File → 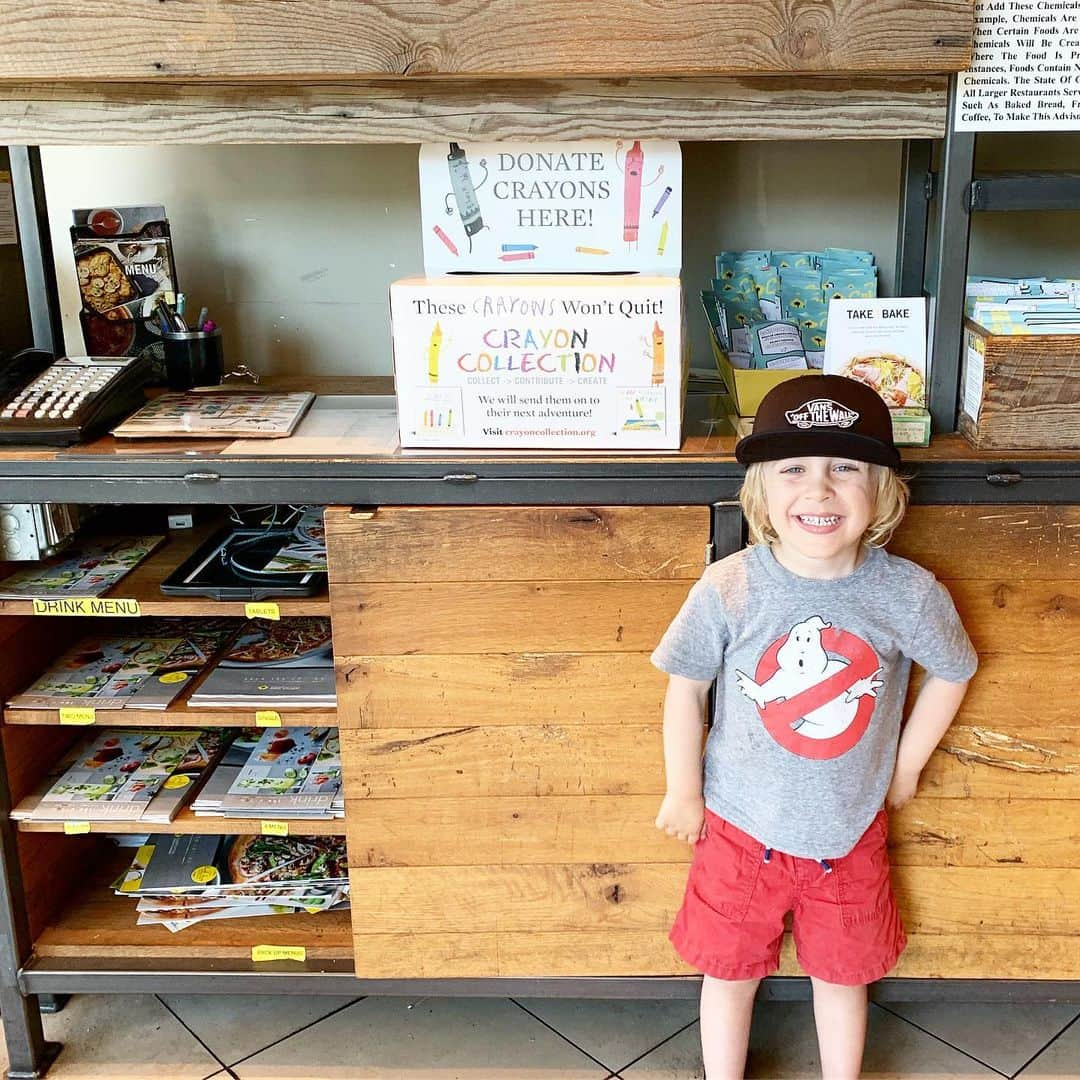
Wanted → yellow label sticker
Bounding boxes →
[255,710,282,727]
[261,820,289,837]
[252,945,306,963]
[59,707,96,725]
[63,821,91,835]
[190,865,218,885]
[158,671,189,684]
[164,775,191,790]
[32,597,141,617]
[245,602,280,621]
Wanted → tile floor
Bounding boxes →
[2,991,1077,1079]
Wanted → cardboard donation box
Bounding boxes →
[419,141,682,275]
[391,276,685,450]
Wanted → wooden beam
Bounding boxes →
[0,2,973,82]
[0,77,948,145]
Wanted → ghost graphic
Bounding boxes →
[734,616,883,740]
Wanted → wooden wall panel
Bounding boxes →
[0,77,949,145]
[943,579,1079,656]
[325,506,707,583]
[350,930,1080,979]
[331,581,690,655]
[343,796,1080,869]
[0,3,974,81]
[335,653,667,728]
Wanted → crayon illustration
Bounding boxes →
[575,246,610,256]
[623,140,644,245]
[657,220,669,257]
[433,225,459,256]
[634,397,644,417]
[499,251,535,262]
[446,142,486,239]
[427,322,443,385]
[651,186,673,218]
[501,244,538,252]
[651,321,665,385]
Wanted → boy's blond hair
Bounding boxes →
[739,461,910,549]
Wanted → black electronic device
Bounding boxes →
[0,351,151,446]
[159,525,326,600]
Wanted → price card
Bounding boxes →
[59,707,96,725]
[32,598,141,617]
[63,821,91,835]
[251,945,306,963]
[245,602,280,621]
[261,820,289,837]
[255,711,282,727]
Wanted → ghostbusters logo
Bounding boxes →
[733,615,883,760]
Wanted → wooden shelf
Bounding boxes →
[3,702,338,727]
[0,519,330,618]
[33,849,353,963]
[14,807,345,836]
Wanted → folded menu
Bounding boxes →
[0,535,164,598]
[187,617,336,708]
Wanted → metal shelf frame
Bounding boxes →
[2,104,1080,1079]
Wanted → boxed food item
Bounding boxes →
[390,275,686,450]
[71,205,179,375]
[959,320,1080,450]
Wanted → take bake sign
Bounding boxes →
[418,140,682,275]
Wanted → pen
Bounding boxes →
[176,292,186,317]
[196,306,209,330]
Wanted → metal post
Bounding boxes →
[7,147,63,357]
[0,730,60,1078]
[926,79,976,434]
[894,139,934,298]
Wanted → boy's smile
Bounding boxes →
[763,457,875,578]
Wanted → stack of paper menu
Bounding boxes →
[0,535,164,598]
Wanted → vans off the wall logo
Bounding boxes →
[785,398,859,430]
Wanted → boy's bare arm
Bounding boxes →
[886,674,970,810]
[655,674,712,843]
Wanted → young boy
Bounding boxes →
[652,375,976,1079]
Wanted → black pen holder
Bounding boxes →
[163,327,224,391]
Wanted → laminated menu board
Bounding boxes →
[390,274,686,450]
[71,204,178,372]
[419,141,681,274]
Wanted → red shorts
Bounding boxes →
[670,808,905,986]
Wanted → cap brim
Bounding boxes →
[734,430,901,470]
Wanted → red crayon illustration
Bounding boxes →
[433,225,459,257]
[499,251,535,262]
[623,140,644,245]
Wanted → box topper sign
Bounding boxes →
[419,140,681,275]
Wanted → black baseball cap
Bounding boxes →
[735,374,901,470]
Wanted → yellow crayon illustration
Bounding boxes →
[657,220,669,257]
[575,246,610,256]
[651,321,665,385]
[634,398,644,417]
[427,322,442,385]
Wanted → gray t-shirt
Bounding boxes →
[651,543,977,858]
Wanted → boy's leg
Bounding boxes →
[699,974,760,1080]
[809,976,867,1080]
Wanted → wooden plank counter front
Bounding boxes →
[327,504,1079,980]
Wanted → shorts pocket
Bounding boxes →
[694,826,763,925]
[835,818,892,928]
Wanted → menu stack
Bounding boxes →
[114,833,349,932]
[187,617,336,708]
[193,727,343,819]
[11,728,233,825]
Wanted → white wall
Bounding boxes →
[40,136,1078,376]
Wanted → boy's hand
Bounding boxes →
[655,792,706,844]
[886,766,920,810]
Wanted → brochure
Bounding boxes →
[0,535,164,598]
[187,617,336,708]
[24,730,201,822]
[219,727,342,818]
[261,508,327,573]
[111,392,315,439]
